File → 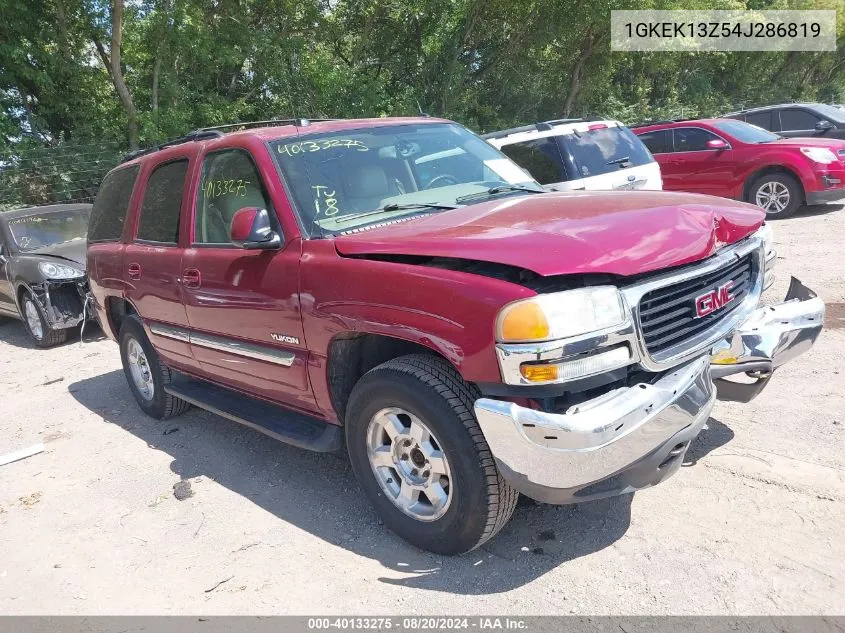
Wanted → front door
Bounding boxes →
[124,157,198,374]
[0,234,15,315]
[180,148,316,413]
[665,127,738,197]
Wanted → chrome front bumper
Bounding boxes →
[709,277,825,402]
[474,277,824,503]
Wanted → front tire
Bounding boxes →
[119,315,190,420]
[748,173,802,218]
[19,290,69,348]
[345,354,518,555]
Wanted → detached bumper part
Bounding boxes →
[710,277,824,403]
[474,356,715,504]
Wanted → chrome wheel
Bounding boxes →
[126,337,155,401]
[755,181,791,215]
[366,407,452,522]
[24,299,43,340]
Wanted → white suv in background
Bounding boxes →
[484,119,663,192]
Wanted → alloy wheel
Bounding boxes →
[755,181,791,215]
[366,407,453,522]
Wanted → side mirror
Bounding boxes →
[815,119,834,131]
[707,139,730,150]
[230,207,281,249]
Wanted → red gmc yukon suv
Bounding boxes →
[87,117,824,554]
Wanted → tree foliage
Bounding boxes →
[1,0,844,207]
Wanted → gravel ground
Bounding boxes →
[0,202,843,615]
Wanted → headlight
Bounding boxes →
[495,286,627,343]
[756,222,774,254]
[800,147,838,164]
[38,261,84,279]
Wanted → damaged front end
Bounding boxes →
[709,277,825,402]
[27,278,93,330]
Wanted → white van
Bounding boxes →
[484,119,663,192]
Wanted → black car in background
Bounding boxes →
[0,203,92,347]
[725,103,845,140]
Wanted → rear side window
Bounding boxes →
[136,160,188,244]
[673,127,720,152]
[88,166,139,242]
[637,130,672,154]
[499,138,568,184]
[561,127,653,178]
[746,111,774,130]
[779,109,820,131]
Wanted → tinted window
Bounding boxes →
[499,137,567,184]
[713,120,779,143]
[780,109,820,131]
[637,130,672,154]
[673,127,720,152]
[745,111,773,130]
[195,151,273,244]
[561,126,653,178]
[136,160,188,243]
[88,166,139,242]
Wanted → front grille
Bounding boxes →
[638,254,754,356]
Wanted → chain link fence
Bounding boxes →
[0,141,128,211]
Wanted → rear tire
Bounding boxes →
[345,354,518,555]
[19,290,69,348]
[748,172,802,218]
[119,315,190,420]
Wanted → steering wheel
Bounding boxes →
[425,175,459,190]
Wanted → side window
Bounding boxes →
[136,160,188,244]
[637,130,672,154]
[674,128,720,152]
[780,109,820,131]
[746,111,773,130]
[499,138,567,184]
[88,166,139,242]
[194,150,273,245]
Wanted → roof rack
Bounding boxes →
[481,118,584,140]
[120,129,223,164]
[119,118,338,164]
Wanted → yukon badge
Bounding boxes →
[694,281,734,318]
[270,333,300,345]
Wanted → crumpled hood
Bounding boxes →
[334,191,764,277]
[23,239,87,268]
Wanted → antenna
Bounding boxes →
[416,100,430,118]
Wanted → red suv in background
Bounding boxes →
[633,118,845,218]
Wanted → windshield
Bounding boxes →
[713,120,780,143]
[269,123,541,235]
[560,126,654,178]
[812,103,845,121]
[7,209,90,251]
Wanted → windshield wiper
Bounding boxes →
[607,156,631,166]
[455,185,544,204]
[333,202,458,225]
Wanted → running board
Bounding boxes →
[165,374,342,453]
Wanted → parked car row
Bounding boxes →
[486,105,845,220]
[0,114,826,555]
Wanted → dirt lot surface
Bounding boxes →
[1,203,844,615]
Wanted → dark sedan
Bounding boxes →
[0,203,93,347]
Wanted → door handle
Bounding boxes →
[182,268,201,288]
[127,262,142,280]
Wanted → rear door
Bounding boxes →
[663,127,738,197]
[124,156,198,373]
[636,129,674,189]
[180,147,316,413]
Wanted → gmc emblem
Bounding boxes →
[694,281,734,318]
